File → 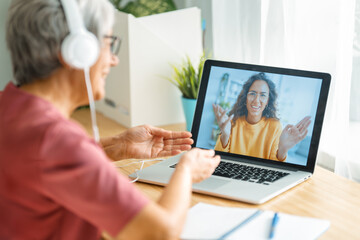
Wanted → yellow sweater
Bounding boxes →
[214,116,283,161]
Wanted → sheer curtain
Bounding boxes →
[211,0,358,181]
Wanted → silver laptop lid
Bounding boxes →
[191,60,331,174]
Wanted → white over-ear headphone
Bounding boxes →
[59,0,101,142]
[60,0,99,69]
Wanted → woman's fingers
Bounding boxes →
[213,104,226,118]
[219,110,228,124]
[219,116,228,130]
[180,148,221,183]
[212,104,218,120]
[223,114,233,128]
[213,104,223,123]
[213,104,229,128]
[296,116,311,132]
[213,104,233,138]
[299,118,311,133]
[283,124,293,132]
[300,129,308,140]
[202,148,216,157]
[295,116,308,128]
[288,125,308,142]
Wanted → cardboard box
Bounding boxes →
[96,7,203,127]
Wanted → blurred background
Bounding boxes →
[0,0,359,181]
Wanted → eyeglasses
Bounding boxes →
[247,91,269,103]
[104,35,121,56]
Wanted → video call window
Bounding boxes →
[196,66,322,166]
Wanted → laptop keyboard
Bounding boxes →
[170,161,289,185]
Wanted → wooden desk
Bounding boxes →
[72,109,360,240]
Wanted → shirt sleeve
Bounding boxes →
[214,134,230,152]
[39,121,149,237]
[270,121,286,161]
[214,125,233,152]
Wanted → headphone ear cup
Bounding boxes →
[61,31,99,69]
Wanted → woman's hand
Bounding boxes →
[212,104,233,147]
[277,116,311,160]
[101,125,193,160]
[177,148,220,183]
[117,148,220,240]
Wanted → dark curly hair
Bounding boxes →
[229,72,278,125]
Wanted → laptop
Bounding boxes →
[130,59,331,204]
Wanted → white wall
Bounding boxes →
[0,0,12,90]
[174,0,213,53]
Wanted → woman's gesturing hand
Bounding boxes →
[101,125,193,160]
[278,116,311,160]
[212,104,233,147]
[177,148,220,183]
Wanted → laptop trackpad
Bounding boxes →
[193,178,230,190]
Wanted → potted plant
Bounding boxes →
[168,53,206,131]
[109,0,177,17]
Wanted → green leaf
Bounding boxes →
[166,52,208,99]
[109,0,177,17]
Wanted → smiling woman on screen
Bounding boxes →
[213,72,311,161]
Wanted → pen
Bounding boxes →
[218,210,263,240]
[269,212,279,240]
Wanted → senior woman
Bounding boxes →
[213,72,311,161]
[0,0,220,239]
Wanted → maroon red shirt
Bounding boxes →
[0,82,149,239]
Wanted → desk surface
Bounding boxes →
[71,109,360,240]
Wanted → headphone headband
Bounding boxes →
[60,0,85,34]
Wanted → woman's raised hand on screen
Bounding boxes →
[277,116,311,161]
[212,104,234,148]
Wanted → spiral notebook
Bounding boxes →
[181,203,330,240]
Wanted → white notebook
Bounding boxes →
[181,203,330,240]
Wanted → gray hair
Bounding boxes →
[6,0,115,85]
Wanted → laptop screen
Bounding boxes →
[192,60,331,171]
